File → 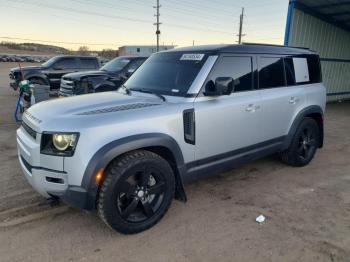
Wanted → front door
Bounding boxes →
[44,57,79,89]
[194,55,264,162]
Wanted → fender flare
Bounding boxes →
[283,105,324,149]
[25,73,49,84]
[81,133,187,209]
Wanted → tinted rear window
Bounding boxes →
[259,57,285,89]
[80,58,97,69]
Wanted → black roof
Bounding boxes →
[54,55,98,59]
[165,44,316,55]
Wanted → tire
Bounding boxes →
[97,150,175,234]
[280,117,320,167]
[28,77,46,85]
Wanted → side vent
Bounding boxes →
[183,109,195,145]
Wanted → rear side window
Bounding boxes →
[307,55,322,83]
[284,55,321,86]
[259,57,285,89]
[208,56,253,92]
[80,58,97,69]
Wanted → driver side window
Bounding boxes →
[54,58,77,69]
[206,56,253,93]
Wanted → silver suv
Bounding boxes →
[17,44,326,234]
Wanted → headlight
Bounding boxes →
[53,134,76,151]
[41,132,79,156]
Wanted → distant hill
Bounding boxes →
[0,41,70,55]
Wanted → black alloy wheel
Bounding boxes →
[280,117,320,167]
[98,150,175,234]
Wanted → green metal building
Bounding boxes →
[284,0,350,101]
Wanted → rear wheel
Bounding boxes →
[97,150,175,234]
[280,117,320,167]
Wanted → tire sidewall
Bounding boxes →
[290,118,320,166]
[99,151,175,233]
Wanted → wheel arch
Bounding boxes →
[26,74,49,84]
[81,133,187,210]
[284,105,324,149]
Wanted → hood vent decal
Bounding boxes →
[77,103,160,115]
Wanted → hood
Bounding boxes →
[23,92,164,132]
[63,70,110,80]
[11,66,43,73]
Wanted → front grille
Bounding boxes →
[21,155,32,173]
[22,121,37,140]
[60,79,75,96]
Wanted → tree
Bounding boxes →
[78,46,89,55]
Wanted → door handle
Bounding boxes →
[245,104,260,112]
[289,97,299,104]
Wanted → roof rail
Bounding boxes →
[242,42,310,50]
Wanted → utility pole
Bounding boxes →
[237,7,245,44]
[153,0,161,52]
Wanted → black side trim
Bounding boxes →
[81,133,186,210]
[283,105,324,149]
[183,109,195,145]
[50,186,90,210]
[327,91,350,96]
[321,58,350,63]
[183,136,286,183]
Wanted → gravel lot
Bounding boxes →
[0,62,349,262]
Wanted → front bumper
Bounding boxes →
[17,127,92,210]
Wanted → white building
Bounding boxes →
[118,45,176,57]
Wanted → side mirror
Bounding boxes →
[204,77,234,96]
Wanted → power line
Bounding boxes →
[0,36,115,46]
[9,0,234,36]
[154,0,161,51]
[237,8,245,44]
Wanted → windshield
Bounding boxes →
[124,52,208,96]
[41,56,60,67]
[101,57,130,72]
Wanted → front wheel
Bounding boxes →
[97,150,175,234]
[280,117,320,167]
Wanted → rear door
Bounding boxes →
[194,55,264,161]
[79,57,99,70]
[257,56,306,141]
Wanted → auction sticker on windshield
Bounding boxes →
[180,54,205,61]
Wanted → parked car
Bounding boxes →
[9,55,100,90]
[59,56,147,97]
[17,44,326,234]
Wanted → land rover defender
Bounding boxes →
[17,44,326,234]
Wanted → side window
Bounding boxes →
[207,56,253,92]
[80,58,97,69]
[127,59,145,72]
[307,55,322,83]
[284,57,296,86]
[259,57,285,89]
[54,58,77,69]
[284,55,321,86]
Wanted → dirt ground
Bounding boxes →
[0,62,349,262]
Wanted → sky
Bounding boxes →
[1,0,289,51]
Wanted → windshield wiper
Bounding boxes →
[121,84,131,95]
[130,88,166,102]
